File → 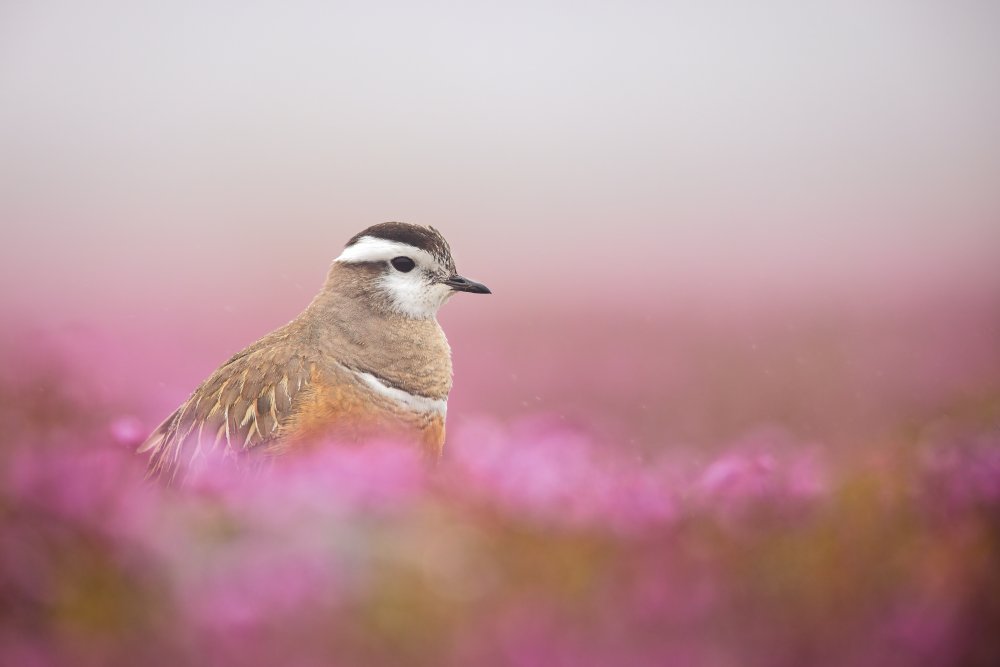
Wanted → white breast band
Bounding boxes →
[351,369,448,415]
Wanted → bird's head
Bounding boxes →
[332,222,491,319]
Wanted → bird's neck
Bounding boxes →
[302,269,453,400]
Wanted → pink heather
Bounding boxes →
[2,298,999,666]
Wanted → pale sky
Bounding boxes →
[2,0,998,317]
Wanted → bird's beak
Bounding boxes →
[443,274,492,294]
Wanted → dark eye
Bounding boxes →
[390,256,415,272]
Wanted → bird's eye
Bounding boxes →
[390,256,416,273]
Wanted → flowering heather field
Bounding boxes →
[2,295,999,667]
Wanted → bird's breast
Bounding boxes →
[279,361,448,458]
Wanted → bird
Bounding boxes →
[138,222,490,479]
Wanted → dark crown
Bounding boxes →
[347,222,455,270]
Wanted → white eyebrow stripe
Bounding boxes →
[350,369,448,415]
[335,236,435,265]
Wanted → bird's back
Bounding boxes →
[139,319,319,479]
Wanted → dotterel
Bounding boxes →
[139,222,490,479]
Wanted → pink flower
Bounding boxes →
[109,414,145,447]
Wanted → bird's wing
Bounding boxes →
[139,342,315,481]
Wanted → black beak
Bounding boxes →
[443,274,492,294]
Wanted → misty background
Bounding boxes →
[2,0,998,318]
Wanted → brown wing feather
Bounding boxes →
[139,342,314,481]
